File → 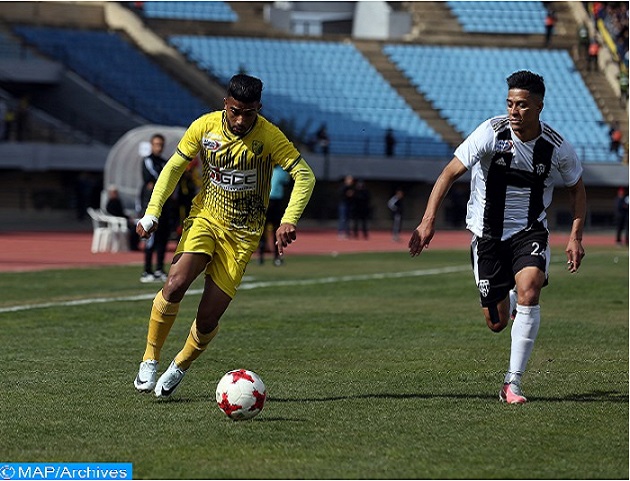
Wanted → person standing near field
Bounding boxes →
[133,74,316,397]
[408,70,587,404]
[139,133,173,283]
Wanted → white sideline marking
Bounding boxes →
[0,265,469,314]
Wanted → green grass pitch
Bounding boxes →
[0,248,627,479]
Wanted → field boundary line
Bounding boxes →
[0,265,469,314]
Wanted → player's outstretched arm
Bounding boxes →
[565,177,587,273]
[409,157,467,257]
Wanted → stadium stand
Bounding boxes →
[0,30,35,59]
[383,44,623,163]
[138,1,238,23]
[12,25,207,128]
[446,1,548,34]
[169,35,451,158]
[0,1,626,231]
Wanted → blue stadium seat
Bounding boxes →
[0,31,36,59]
[12,26,207,127]
[447,1,547,35]
[383,44,622,163]
[168,35,450,158]
[141,1,238,22]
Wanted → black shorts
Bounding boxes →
[470,222,550,307]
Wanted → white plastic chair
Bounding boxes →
[106,214,130,253]
[87,207,113,253]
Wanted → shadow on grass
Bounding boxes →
[270,389,628,404]
[151,389,628,405]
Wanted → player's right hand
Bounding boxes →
[136,214,159,239]
[408,223,434,257]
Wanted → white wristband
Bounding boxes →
[138,215,158,232]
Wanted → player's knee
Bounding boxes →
[162,273,189,302]
[515,286,541,306]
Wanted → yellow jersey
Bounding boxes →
[147,111,315,237]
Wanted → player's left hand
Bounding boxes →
[275,223,297,256]
[565,238,585,273]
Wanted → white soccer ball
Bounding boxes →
[215,369,267,420]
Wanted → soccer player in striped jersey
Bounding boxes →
[408,70,587,404]
[133,74,315,397]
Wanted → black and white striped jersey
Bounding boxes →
[454,115,583,241]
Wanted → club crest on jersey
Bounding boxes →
[209,164,257,192]
[252,140,264,155]
[202,135,222,152]
[495,140,514,153]
[478,279,490,297]
[535,164,546,175]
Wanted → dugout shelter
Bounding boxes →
[103,124,186,215]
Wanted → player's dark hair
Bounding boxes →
[151,133,165,142]
[227,74,263,103]
[506,70,545,99]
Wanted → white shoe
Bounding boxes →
[134,359,158,392]
[154,360,187,398]
[153,270,168,282]
[140,272,155,283]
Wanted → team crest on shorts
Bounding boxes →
[182,218,194,231]
[478,279,490,297]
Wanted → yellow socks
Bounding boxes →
[174,320,219,371]
[143,290,180,362]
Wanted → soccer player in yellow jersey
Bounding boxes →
[133,74,316,397]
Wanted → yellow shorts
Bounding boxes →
[175,215,258,298]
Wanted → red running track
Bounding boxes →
[0,229,618,272]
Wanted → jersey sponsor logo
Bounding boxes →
[209,164,257,192]
[478,279,490,297]
[495,140,514,153]
[202,135,222,152]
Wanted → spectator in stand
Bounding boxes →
[587,38,600,72]
[544,9,557,48]
[385,129,396,157]
[609,121,623,158]
[577,22,590,61]
[619,70,628,107]
[591,2,604,29]
[615,187,629,246]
